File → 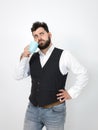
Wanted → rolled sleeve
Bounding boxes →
[60,50,88,99]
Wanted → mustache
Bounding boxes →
[38,39,45,43]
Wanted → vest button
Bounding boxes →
[37,81,40,85]
[36,89,39,92]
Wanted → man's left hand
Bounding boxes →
[56,89,72,102]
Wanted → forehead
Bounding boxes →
[33,27,46,35]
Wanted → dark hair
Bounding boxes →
[31,21,49,33]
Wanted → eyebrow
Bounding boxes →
[33,31,44,36]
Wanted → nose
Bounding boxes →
[38,36,43,42]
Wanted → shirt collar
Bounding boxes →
[38,44,55,56]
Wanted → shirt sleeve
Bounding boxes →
[14,57,30,80]
[60,50,88,99]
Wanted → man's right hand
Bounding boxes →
[20,45,31,60]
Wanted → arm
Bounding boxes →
[14,45,31,80]
[57,50,88,101]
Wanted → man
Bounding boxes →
[15,21,88,130]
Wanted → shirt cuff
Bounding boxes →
[67,87,81,99]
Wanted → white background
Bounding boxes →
[0,0,98,130]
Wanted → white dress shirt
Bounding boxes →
[15,45,88,99]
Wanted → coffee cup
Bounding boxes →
[29,41,38,53]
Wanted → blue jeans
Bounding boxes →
[23,102,66,130]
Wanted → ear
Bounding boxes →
[48,32,52,38]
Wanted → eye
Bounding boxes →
[34,35,38,39]
[40,32,44,36]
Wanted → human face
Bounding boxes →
[32,27,51,50]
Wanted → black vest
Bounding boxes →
[29,48,68,107]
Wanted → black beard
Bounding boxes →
[38,37,51,50]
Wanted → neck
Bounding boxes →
[40,43,52,54]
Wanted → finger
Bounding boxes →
[58,89,65,92]
[56,93,63,96]
[24,45,29,51]
[57,89,65,96]
[59,98,65,102]
[57,95,65,100]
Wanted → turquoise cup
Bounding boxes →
[29,41,38,53]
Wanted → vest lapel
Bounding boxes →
[39,48,56,70]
